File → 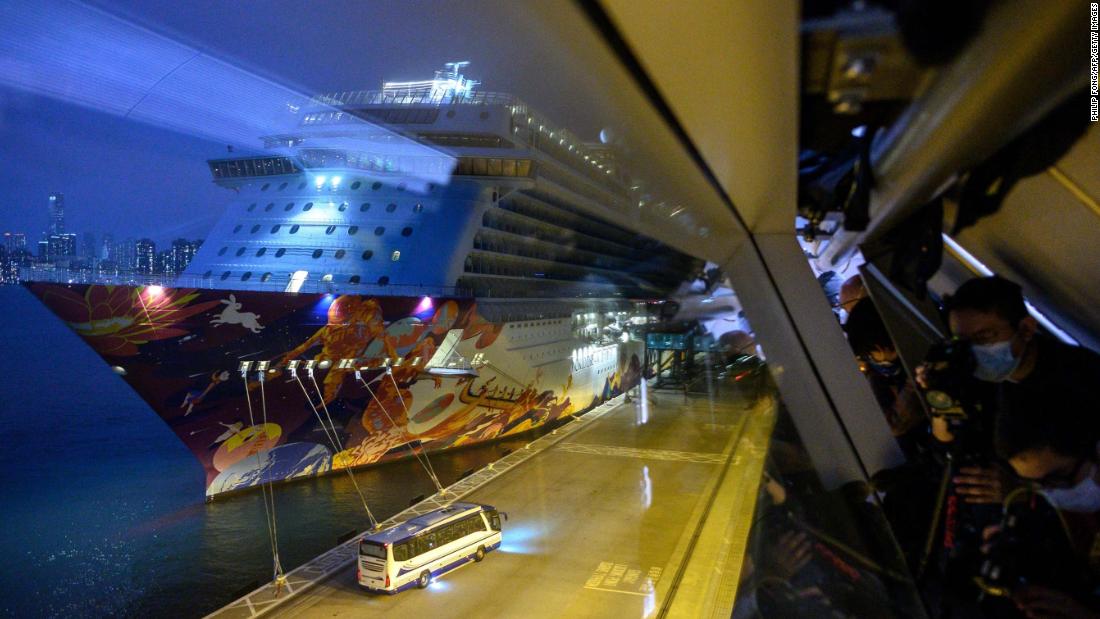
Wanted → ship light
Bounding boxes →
[415,296,433,314]
[144,285,164,298]
[314,175,327,188]
[330,176,342,188]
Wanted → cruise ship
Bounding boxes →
[26,63,700,498]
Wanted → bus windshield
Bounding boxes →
[359,540,386,559]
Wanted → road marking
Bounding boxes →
[557,442,725,464]
[584,561,663,596]
[583,586,650,597]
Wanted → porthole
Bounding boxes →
[479,111,489,120]
[427,183,435,192]
[361,250,373,260]
[275,248,286,257]
[321,274,333,282]
[241,272,252,281]
[360,203,370,212]
[233,224,242,233]
[261,272,272,282]
[265,203,275,212]
[377,276,390,286]
[397,183,406,192]
[334,249,346,259]
[218,247,228,256]
[446,110,455,118]
[374,226,385,236]
[220,271,231,280]
[270,224,281,233]
[247,203,257,212]
[338,202,348,212]
[278,182,288,191]
[251,224,261,233]
[413,203,423,213]
[289,225,300,234]
[298,182,306,190]
[371,181,382,191]
[325,226,336,235]
[312,249,323,259]
[401,227,413,237]
[236,247,246,257]
[202,270,212,278]
[261,183,270,191]
[256,247,267,257]
[391,250,401,261]
[349,275,361,284]
[386,203,397,213]
[351,181,361,190]
[284,203,294,211]
[303,202,313,212]
[348,226,359,235]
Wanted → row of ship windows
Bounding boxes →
[209,157,300,179]
[245,201,423,214]
[202,270,394,286]
[257,179,429,193]
[522,346,569,363]
[511,328,568,343]
[512,320,566,329]
[464,254,628,286]
[301,107,442,126]
[473,232,623,271]
[230,223,414,237]
[217,247,402,261]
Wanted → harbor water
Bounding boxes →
[0,285,533,617]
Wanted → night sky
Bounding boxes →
[0,0,608,245]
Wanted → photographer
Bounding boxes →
[845,299,926,454]
[988,386,1100,618]
[921,277,1100,504]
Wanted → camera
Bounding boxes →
[975,494,1088,599]
[920,338,977,419]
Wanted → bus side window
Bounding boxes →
[394,542,409,561]
[426,532,436,550]
[489,510,501,531]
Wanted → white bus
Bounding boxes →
[357,502,505,593]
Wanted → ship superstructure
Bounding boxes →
[29,65,701,498]
[189,62,694,299]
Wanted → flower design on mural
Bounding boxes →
[31,284,221,356]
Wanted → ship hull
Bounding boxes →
[26,283,642,497]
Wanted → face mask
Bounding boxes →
[971,339,1021,382]
[867,359,902,379]
[1043,463,1100,513]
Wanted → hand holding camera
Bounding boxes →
[952,465,1005,505]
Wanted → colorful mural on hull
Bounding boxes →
[27,284,642,497]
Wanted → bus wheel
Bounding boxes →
[417,570,431,589]
[474,546,485,562]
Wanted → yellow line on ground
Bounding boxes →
[1048,166,1100,219]
[665,395,778,619]
[583,586,651,597]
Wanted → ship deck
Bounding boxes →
[208,379,776,619]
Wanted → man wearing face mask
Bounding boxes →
[845,298,926,454]
[991,388,1100,618]
[924,276,1100,505]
